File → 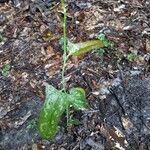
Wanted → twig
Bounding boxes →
[109,87,126,116]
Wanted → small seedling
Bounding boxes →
[0,33,7,44]
[127,53,137,62]
[96,33,113,56]
[0,33,3,43]
[96,48,105,56]
[1,64,11,77]
[27,119,37,129]
[97,33,112,47]
[68,117,81,126]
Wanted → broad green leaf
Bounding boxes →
[69,88,89,110]
[38,85,89,139]
[38,85,69,139]
[68,40,105,56]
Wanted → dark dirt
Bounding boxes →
[0,0,150,150]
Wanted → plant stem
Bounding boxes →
[61,0,67,91]
[61,0,69,125]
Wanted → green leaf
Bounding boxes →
[0,33,3,43]
[38,85,69,139]
[0,33,7,44]
[96,48,105,56]
[1,64,11,77]
[27,119,37,129]
[68,117,81,126]
[38,85,89,139]
[97,33,111,47]
[68,40,105,56]
[127,53,137,62]
[69,88,89,110]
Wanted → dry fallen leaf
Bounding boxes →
[99,124,129,150]
[146,39,150,52]
[121,117,133,130]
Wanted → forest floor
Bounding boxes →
[0,0,150,150]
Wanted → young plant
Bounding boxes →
[127,53,137,62]
[0,64,11,77]
[27,119,37,129]
[96,33,113,56]
[38,0,108,139]
[0,33,7,44]
[97,33,112,47]
[0,33,3,43]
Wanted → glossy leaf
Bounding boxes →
[38,85,89,139]
[38,85,69,139]
[68,40,105,56]
[69,88,89,110]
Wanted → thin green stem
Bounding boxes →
[61,0,69,125]
[61,0,67,92]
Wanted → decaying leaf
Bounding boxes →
[100,124,129,150]
[146,39,150,52]
[121,117,133,131]
[42,29,54,41]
